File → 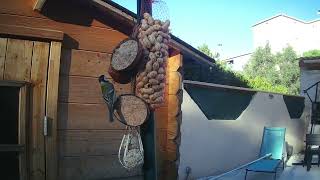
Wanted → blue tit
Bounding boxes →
[99,75,116,122]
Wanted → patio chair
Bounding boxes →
[245,127,286,180]
[303,134,320,171]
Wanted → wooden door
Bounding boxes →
[0,37,61,180]
[0,82,28,180]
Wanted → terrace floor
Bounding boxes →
[206,154,320,180]
[215,165,320,180]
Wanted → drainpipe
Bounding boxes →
[185,166,192,180]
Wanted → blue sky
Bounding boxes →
[112,0,320,58]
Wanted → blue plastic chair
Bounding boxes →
[245,127,286,180]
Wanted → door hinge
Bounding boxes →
[44,116,48,136]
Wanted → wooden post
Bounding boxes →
[137,1,157,180]
[141,113,157,180]
[137,0,152,22]
[19,85,28,180]
[30,41,50,180]
[45,41,62,180]
[0,38,7,80]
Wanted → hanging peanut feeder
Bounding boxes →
[135,12,170,109]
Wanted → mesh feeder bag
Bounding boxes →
[118,127,144,170]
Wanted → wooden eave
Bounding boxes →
[0,24,64,41]
[89,0,215,64]
[299,59,320,70]
[33,0,48,11]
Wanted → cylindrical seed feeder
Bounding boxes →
[113,94,150,126]
[109,38,143,84]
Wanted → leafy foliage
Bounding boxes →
[244,44,299,95]
[244,44,273,78]
[195,43,299,95]
[245,76,288,94]
[189,43,249,87]
[302,49,320,58]
[184,50,245,87]
[197,44,220,60]
[183,59,250,88]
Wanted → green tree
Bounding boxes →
[244,44,300,95]
[197,43,220,60]
[275,46,299,94]
[244,43,275,80]
[197,43,232,70]
[303,49,320,58]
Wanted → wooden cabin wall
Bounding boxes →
[0,0,142,179]
[0,1,185,179]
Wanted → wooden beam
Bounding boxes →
[33,0,47,11]
[299,59,320,70]
[30,41,50,180]
[138,0,152,20]
[0,13,127,53]
[163,54,183,180]
[19,84,28,180]
[91,0,136,23]
[4,39,33,82]
[0,24,63,41]
[0,80,30,87]
[0,38,7,80]
[0,144,25,152]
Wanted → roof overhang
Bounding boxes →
[89,0,215,64]
[299,57,320,70]
[33,0,47,11]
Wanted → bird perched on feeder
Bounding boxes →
[98,75,116,122]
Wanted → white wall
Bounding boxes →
[253,16,320,54]
[178,89,307,180]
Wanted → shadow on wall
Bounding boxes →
[178,86,307,180]
[184,84,255,120]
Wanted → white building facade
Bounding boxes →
[253,14,320,54]
[225,53,252,71]
[228,14,320,71]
